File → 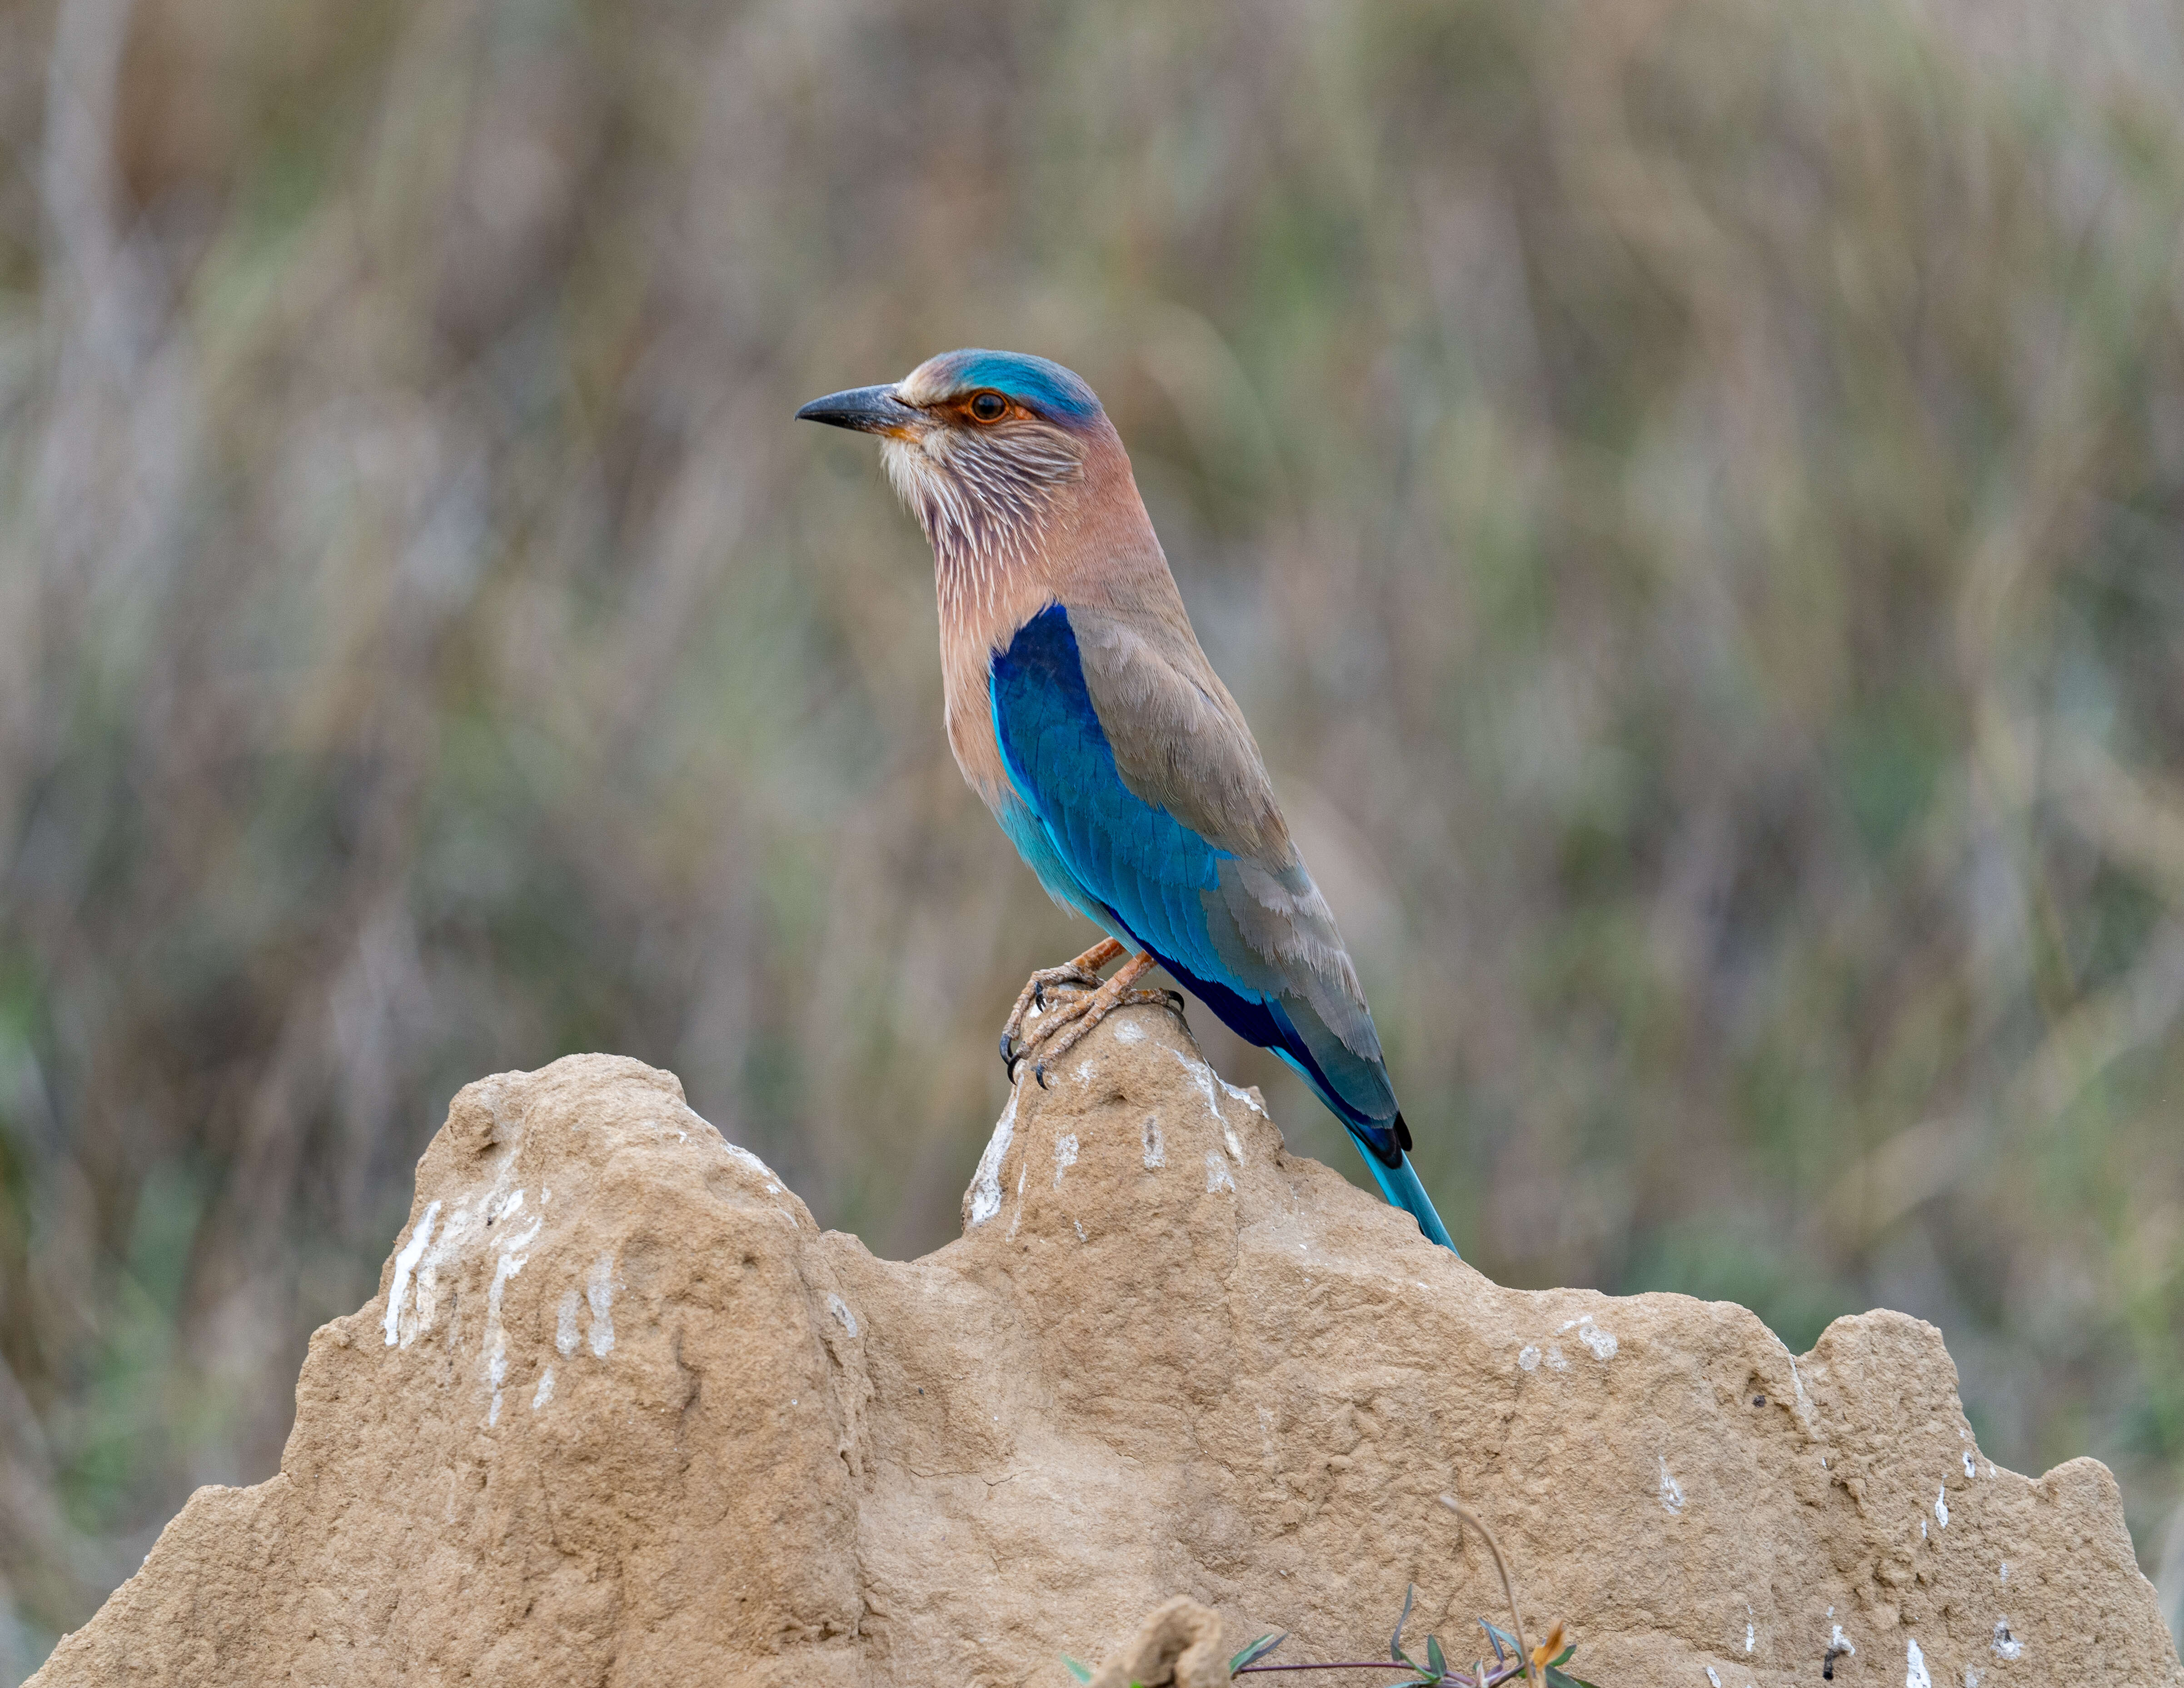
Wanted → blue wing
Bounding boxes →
[990,604,1401,1153]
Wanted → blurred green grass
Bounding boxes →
[3,0,2184,1671]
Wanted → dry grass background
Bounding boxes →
[2,0,2183,1670]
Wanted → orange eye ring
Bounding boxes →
[968,391,1008,423]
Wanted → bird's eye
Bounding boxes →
[968,391,1008,423]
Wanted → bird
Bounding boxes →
[797,349,1456,1254]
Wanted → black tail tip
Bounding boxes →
[1393,1110,1413,1153]
[1351,1120,1407,1171]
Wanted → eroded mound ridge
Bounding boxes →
[31,1012,2183,1686]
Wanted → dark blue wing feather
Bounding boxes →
[990,604,1397,1149]
[989,605,1226,975]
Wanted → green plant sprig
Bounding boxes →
[1062,1503,1598,1688]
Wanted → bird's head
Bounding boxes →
[796,349,1112,573]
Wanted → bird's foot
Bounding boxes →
[998,937,1125,1072]
[1007,949,1185,1088]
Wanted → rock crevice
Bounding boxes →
[30,1011,2184,1686]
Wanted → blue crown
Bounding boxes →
[926,350,1102,423]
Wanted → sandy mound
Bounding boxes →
[31,1009,2182,1686]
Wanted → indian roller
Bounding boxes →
[797,350,1456,1254]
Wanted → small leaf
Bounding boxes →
[1482,1623,1521,1658]
[1544,1669,1600,1688]
[1546,1646,1575,1669]
[1230,1633,1287,1673]
[1427,1635,1447,1678]
[1478,1621,1509,1665]
[1391,1585,1418,1664]
[1062,1658,1092,1683]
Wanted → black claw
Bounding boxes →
[1162,989,1186,1013]
[1032,980,1046,1010]
[1034,1061,1050,1090]
[999,1034,1018,1072]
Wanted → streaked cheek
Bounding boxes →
[880,436,942,506]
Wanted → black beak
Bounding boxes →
[795,384,921,434]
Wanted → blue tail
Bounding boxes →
[1124,954,1458,1254]
[1351,1135,1457,1255]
